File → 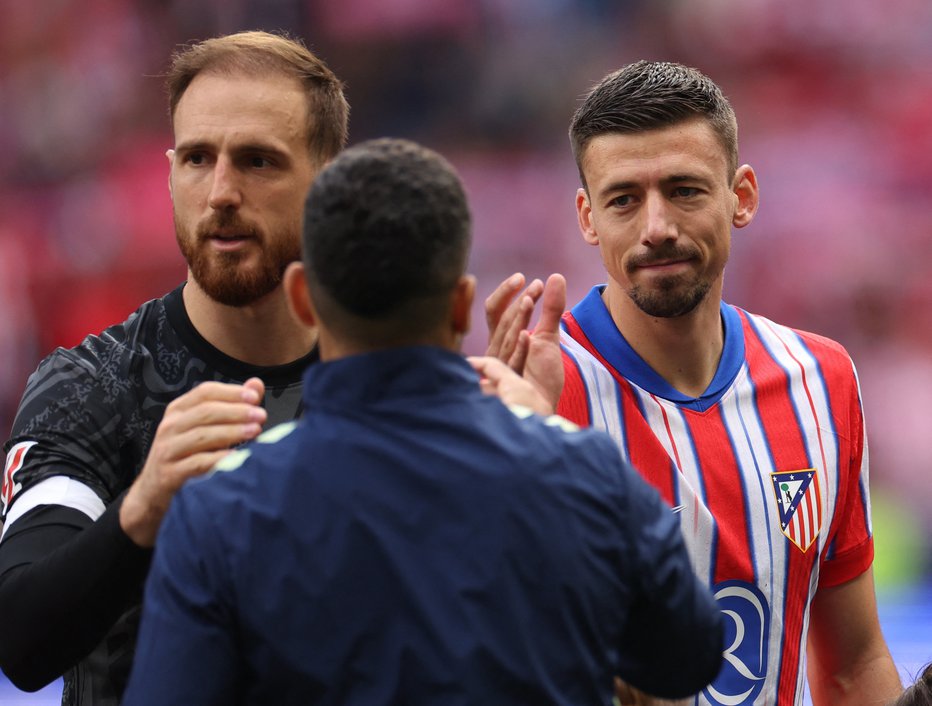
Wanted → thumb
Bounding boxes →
[535,273,566,339]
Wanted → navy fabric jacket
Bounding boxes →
[124,346,723,705]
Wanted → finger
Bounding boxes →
[506,329,530,373]
[484,273,525,331]
[533,273,567,340]
[161,401,267,435]
[485,280,528,357]
[488,278,543,360]
[161,449,240,491]
[166,380,265,411]
[467,355,513,384]
[485,276,542,358]
[163,420,264,462]
[494,293,535,364]
[243,377,266,402]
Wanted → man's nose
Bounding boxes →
[642,192,677,245]
[207,158,242,211]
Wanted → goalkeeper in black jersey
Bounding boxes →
[0,30,349,706]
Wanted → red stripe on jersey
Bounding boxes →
[683,405,755,585]
[560,314,678,506]
[558,347,591,428]
[778,546,811,705]
[794,329,873,586]
[741,313,810,472]
[804,486,816,546]
[2,444,30,506]
[814,472,824,548]
[771,326,831,497]
[654,395,683,469]
[651,395,706,536]
[741,312,818,701]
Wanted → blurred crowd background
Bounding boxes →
[1,0,930,697]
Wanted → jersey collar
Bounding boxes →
[165,283,319,386]
[569,285,744,411]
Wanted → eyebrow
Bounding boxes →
[173,140,291,160]
[596,173,712,199]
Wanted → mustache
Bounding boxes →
[196,212,262,240]
[627,244,699,269]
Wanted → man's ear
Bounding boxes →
[166,149,175,201]
[576,188,599,246]
[732,164,759,229]
[284,262,316,328]
[452,274,477,337]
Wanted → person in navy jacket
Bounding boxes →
[123,137,724,706]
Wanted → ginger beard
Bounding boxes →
[175,211,301,307]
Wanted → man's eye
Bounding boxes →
[610,195,632,207]
[673,186,699,198]
[186,153,206,166]
[249,156,272,168]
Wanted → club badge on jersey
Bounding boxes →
[770,469,822,552]
[2,440,37,515]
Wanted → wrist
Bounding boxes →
[118,485,161,548]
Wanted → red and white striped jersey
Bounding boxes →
[558,287,873,706]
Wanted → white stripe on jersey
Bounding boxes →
[747,316,839,557]
[746,313,842,698]
[717,368,786,704]
[0,476,105,539]
[560,334,628,460]
[630,388,715,584]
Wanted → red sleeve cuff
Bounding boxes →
[819,536,873,588]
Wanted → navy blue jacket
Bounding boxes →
[124,346,723,705]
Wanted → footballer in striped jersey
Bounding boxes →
[487,61,901,705]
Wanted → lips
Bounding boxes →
[206,230,253,241]
[196,213,262,243]
[638,258,688,268]
[628,246,699,273]
[203,232,256,252]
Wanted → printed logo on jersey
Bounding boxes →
[771,468,821,552]
[507,404,581,433]
[2,441,38,514]
[210,449,252,475]
[703,581,770,706]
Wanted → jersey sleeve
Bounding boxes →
[122,483,238,706]
[818,357,874,587]
[0,495,152,690]
[2,340,148,518]
[598,435,724,698]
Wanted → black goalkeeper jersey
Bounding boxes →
[0,283,314,705]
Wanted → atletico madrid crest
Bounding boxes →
[770,469,822,552]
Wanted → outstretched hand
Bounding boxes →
[484,272,566,411]
[468,356,554,416]
[120,377,267,547]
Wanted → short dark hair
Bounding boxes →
[895,663,932,706]
[302,138,471,345]
[166,30,349,164]
[569,60,738,188]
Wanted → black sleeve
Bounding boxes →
[0,495,152,691]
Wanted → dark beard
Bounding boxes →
[625,243,711,318]
[176,212,301,307]
[627,277,711,318]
